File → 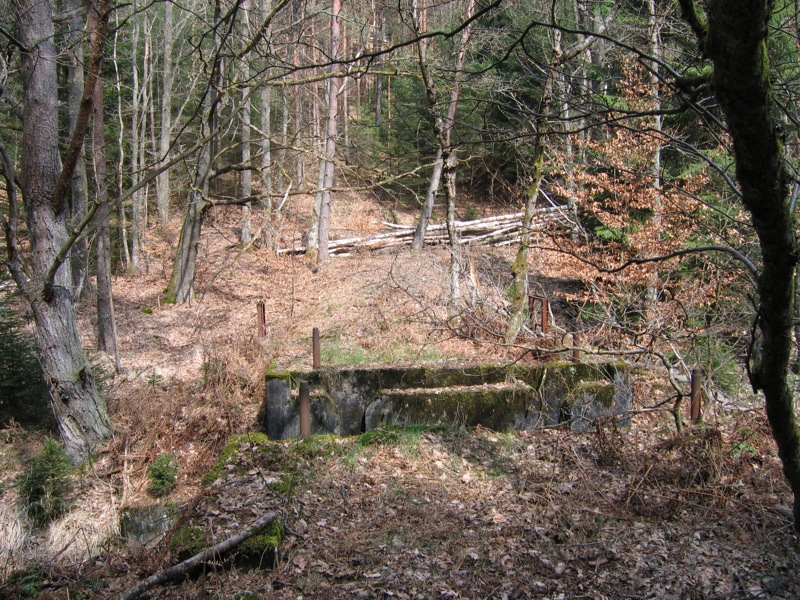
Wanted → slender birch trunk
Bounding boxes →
[156,0,174,225]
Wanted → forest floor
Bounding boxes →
[1,192,799,598]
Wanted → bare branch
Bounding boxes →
[115,512,279,600]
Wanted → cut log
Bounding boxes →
[278,209,571,256]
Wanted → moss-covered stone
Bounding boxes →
[565,381,616,408]
[374,384,529,431]
[262,362,633,438]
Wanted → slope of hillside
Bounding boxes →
[2,193,795,598]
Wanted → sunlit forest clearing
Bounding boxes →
[3,0,800,597]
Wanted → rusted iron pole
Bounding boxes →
[528,296,550,332]
[312,327,320,369]
[541,297,549,333]
[572,333,581,362]
[690,367,703,423]
[299,380,311,438]
[257,301,266,338]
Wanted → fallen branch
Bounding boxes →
[114,511,280,600]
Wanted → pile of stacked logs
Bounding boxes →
[278,206,573,256]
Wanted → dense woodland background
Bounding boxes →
[3,0,800,596]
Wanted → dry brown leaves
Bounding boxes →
[111,414,800,600]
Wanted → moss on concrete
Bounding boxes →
[565,381,617,408]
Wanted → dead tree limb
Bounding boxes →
[114,511,279,600]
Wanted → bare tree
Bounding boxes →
[4,0,113,461]
[505,1,619,343]
[411,0,475,253]
[156,0,175,225]
[65,0,90,300]
[240,0,254,244]
[308,0,342,268]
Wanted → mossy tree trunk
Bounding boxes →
[680,0,800,529]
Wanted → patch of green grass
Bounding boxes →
[294,434,345,459]
[6,569,46,598]
[356,425,446,457]
[268,474,297,497]
[17,438,73,527]
[358,425,446,446]
[239,520,283,557]
[146,371,164,388]
[320,337,439,366]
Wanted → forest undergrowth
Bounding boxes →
[1,195,798,598]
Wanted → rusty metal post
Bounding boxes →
[257,301,266,338]
[690,367,703,423]
[299,380,311,438]
[528,296,550,332]
[541,297,550,333]
[312,327,321,369]
[572,333,581,362]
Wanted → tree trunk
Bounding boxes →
[683,0,800,529]
[292,5,304,187]
[113,14,131,271]
[411,0,475,251]
[505,141,544,343]
[156,0,174,225]
[166,85,215,303]
[311,0,341,268]
[66,0,89,301]
[259,0,274,247]
[93,71,121,373]
[240,0,253,245]
[260,79,273,247]
[15,0,112,462]
[412,148,443,250]
[165,0,224,303]
[645,0,663,309]
[504,8,614,342]
[444,151,461,318]
[130,14,144,273]
[166,188,211,304]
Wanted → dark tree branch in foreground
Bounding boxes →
[681,0,800,530]
[601,245,758,282]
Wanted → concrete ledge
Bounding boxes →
[263,362,632,439]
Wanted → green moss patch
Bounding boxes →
[203,432,271,486]
[170,526,210,557]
